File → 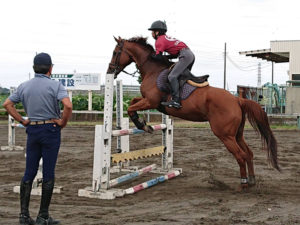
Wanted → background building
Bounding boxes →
[240,40,300,114]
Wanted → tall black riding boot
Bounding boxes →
[35,180,60,225]
[19,180,35,225]
[161,78,182,109]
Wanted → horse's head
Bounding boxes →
[107,36,134,78]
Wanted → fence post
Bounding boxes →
[68,90,72,103]
[88,90,92,111]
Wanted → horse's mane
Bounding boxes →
[126,36,172,68]
[127,36,154,52]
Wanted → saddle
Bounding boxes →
[156,67,209,100]
[178,68,209,88]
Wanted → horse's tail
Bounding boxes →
[238,97,280,171]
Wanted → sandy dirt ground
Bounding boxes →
[0,124,299,225]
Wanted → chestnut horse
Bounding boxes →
[107,36,280,188]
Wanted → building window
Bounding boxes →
[292,74,300,80]
[291,74,300,86]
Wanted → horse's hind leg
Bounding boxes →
[237,137,255,186]
[220,136,249,188]
[236,116,256,186]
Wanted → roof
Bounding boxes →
[239,48,289,63]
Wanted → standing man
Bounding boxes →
[3,53,72,225]
[148,20,195,109]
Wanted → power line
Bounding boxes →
[226,55,271,71]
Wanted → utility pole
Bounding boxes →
[257,63,261,87]
[271,62,274,84]
[223,42,227,90]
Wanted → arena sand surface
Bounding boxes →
[0,124,299,225]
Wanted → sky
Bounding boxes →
[1,0,300,91]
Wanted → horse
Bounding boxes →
[107,36,280,188]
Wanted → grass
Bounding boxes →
[269,124,298,130]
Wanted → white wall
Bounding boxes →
[271,41,300,80]
[286,87,300,114]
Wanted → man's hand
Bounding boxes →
[21,119,31,127]
[51,97,72,129]
[3,98,30,126]
[51,119,67,128]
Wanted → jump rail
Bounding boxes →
[112,124,167,137]
[124,170,181,195]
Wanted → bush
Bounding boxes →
[0,93,145,112]
[72,95,88,110]
[0,94,8,108]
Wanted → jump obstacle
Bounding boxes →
[78,74,182,200]
[1,88,62,195]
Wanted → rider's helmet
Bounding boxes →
[148,20,167,32]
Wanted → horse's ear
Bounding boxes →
[113,36,119,43]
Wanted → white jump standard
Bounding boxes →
[78,73,182,200]
[1,115,25,151]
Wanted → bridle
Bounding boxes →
[109,39,147,77]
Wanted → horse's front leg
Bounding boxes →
[127,97,156,133]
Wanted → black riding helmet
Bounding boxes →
[148,20,167,32]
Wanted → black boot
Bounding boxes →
[161,97,182,109]
[161,79,182,109]
[19,180,35,225]
[36,180,60,225]
[35,216,60,225]
[19,214,35,225]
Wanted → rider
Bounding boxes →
[148,20,195,109]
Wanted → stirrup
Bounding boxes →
[161,100,182,109]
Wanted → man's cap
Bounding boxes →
[34,52,52,65]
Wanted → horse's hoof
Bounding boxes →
[237,183,249,192]
[248,176,256,186]
[144,125,154,133]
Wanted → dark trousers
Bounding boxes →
[23,123,61,182]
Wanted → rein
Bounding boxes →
[121,67,140,77]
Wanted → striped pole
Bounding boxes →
[112,124,167,137]
[109,164,156,187]
[124,170,181,195]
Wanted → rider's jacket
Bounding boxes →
[155,34,188,56]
